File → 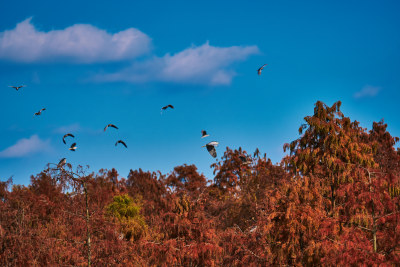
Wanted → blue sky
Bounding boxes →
[1,0,400,185]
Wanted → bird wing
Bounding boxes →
[58,158,66,167]
[257,64,267,75]
[70,143,76,148]
[168,105,174,109]
[201,130,209,138]
[207,141,219,146]
[63,133,74,144]
[206,145,217,158]
[110,124,118,129]
[116,140,127,148]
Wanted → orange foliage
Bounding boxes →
[0,101,399,266]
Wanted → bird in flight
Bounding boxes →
[115,140,127,148]
[57,158,67,169]
[69,143,77,151]
[257,64,267,75]
[202,141,219,158]
[201,130,209,138]
[104,124,118,132]
[62,133,75,144]
[161,104,174,114]
[9,85,26,91]
[34,108,46,116]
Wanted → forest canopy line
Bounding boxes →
[1,101,399,266]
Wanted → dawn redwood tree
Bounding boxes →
[334,120,400,258]
[367,120,400,174]
[0,172,85,265]
[135,164,222,266]
[165,164,208,197]
[49,164,95,266]
[211,147,250,194]
[209,148,262,230]
[125,169,169,224]
[46,165,137,266]
[252,174,328,265]
[284,100,376,215]
[336,169,400,258]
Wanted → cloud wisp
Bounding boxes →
[354,85,381,99]
[52,123,81,134]
[0,135,52,158]
[0,18,151,63]
[98,42,259,85]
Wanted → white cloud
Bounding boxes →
[0,135,52,158]
[354,85,381,99]
[97,42,259,85]
[0,19,259,86]
[0,18,151,63]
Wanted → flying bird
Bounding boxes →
[104,124,118,132]
[115,140,127,148]
[57,158,67,169]
[161,104,174,114]
[257,64,267,75]
[201,130,209,138]
[69,143,77,151]
[202,141,219,158]
[8,85,26,91]
[34,108,46,116]
[62,133,75,144]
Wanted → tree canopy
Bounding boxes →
[1,101,399,266]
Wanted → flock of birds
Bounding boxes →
[8,64,267,170]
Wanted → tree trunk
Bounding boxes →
[368,170,377,253]
[83,183,92,266]
[330,183,336,216]
[373,226,377,253]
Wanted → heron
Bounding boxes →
[69,143,77,151]
[62,133,75,144]
[201,130,209,138]
[202,141,219,158]
[115,140,127,148]
[8,85,26,91]
[239,155,252,165]
[257,64,267,75]
[57,158,66,169]
[34,108,46,116]
[161,104,174,114]
[104,124,118,132]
